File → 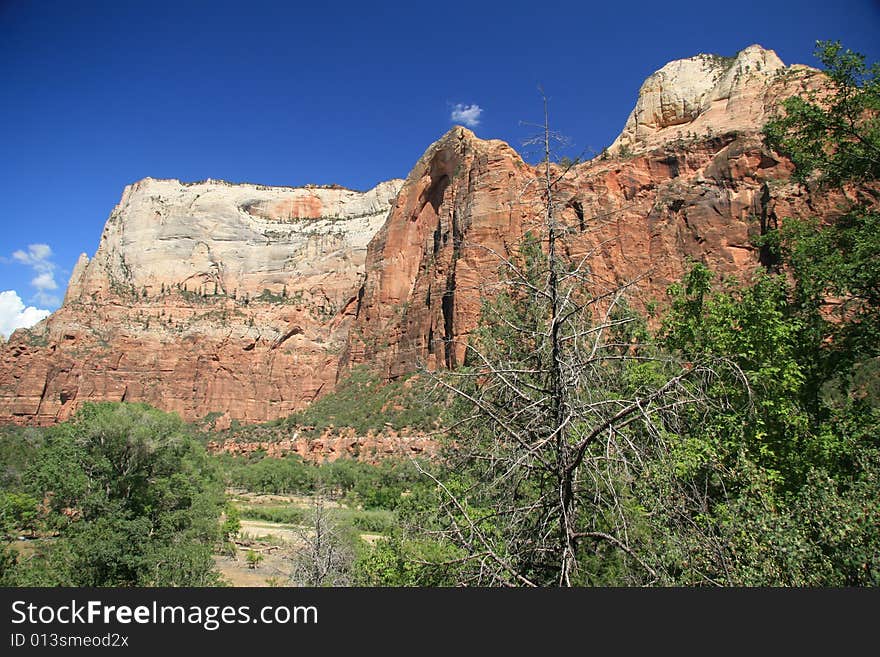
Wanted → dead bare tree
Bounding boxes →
[418,93,744,586]
[287,494,354,587]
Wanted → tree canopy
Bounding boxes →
[1,403,224,586]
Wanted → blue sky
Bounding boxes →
[1,0,878,336]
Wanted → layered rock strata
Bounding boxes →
[0,178,401,424]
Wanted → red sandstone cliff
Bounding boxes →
[0,44,849,427]
[343,46,843,378]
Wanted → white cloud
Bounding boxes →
[0,290,50,340]
[8,243,60,308]
[34,291,61,307]
[450,103,483,128]
[32,272,58,291]
[14,243,52,263]
[12,243,54,270]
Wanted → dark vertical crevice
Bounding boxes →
[354,283,365,319]
[442,206,463,369]
[570,200,584,231]
[442,271,456,369]
[433,220,442,255]
[757,182,781,272]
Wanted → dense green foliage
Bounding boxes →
[220,453,315,495]
[765,42,880,380]
[217,451,425,511]
[651,266,879,585]
[765,41,879,187]
[0,403,224,586]
[352,481,467,586]
[273,366,441,436]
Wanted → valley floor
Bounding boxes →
[214,490,386,587]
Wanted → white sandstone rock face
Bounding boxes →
[68,177,403,302]
[609,45,789,154]
[63,252,91,304]
[1,176,405,425]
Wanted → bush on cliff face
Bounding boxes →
[0,402,224,586]
[278,366,442,436]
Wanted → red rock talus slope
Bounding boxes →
[343,46,845,379]
[207,426,437,464]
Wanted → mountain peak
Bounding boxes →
[608,44,795,155]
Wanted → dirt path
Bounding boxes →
[215,490,387,586]
[238,519,302,544]
[216,516,296,586]
[214,551,291,587]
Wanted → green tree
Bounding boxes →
[764,40,879,187]
[764,40,880,377]
[221,502,241,541]
[4,403,224,586]
[245,550,264,569]
[632,42,880,584]
[0,492,39,539]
